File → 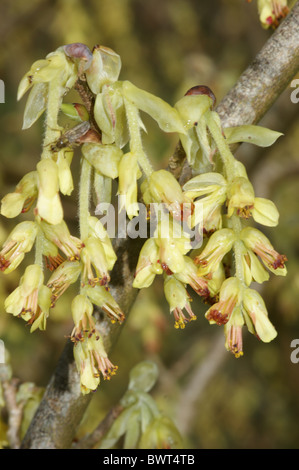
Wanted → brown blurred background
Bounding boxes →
[0,0,299,449]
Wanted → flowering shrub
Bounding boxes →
[0,43,287,395]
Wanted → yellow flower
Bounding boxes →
[133,239,163,289]
[183,172,227,232]
[194,228,236,277]
[1,171,38,218]
[47,260,81,306]
[71,294,95,343]
[17,49,77,101]
[40,220,83,261]
[74,333,118,394]
[205,277,243,326]
[257,0,289,29]
[227,177,255,219]
[36,159,63,225]
[240,226,287,276]
[164,276,197,329]
[85,285,125,324]
[88,216,117,271]
[80,237,111,287]
[0,221,37,274]
[4,264,52,332]
[146,170,191,221]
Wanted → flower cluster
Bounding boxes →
[133,84,287,356]
[0,43,287,395]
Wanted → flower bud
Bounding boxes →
[82,143,122,179]
[85,45,122,94]
[36,159,63,225]
[56,149,74,196]
[1,171,38,218]
[60,103,90,122]
[242,287,277,343]
[251,197,279,227]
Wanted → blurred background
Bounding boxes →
[0,0,299,449]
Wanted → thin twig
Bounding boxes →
[72,404,124,449]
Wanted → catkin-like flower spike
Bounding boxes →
[164,276,197,329]
[0,221,37,274]
[1,171,38,218]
